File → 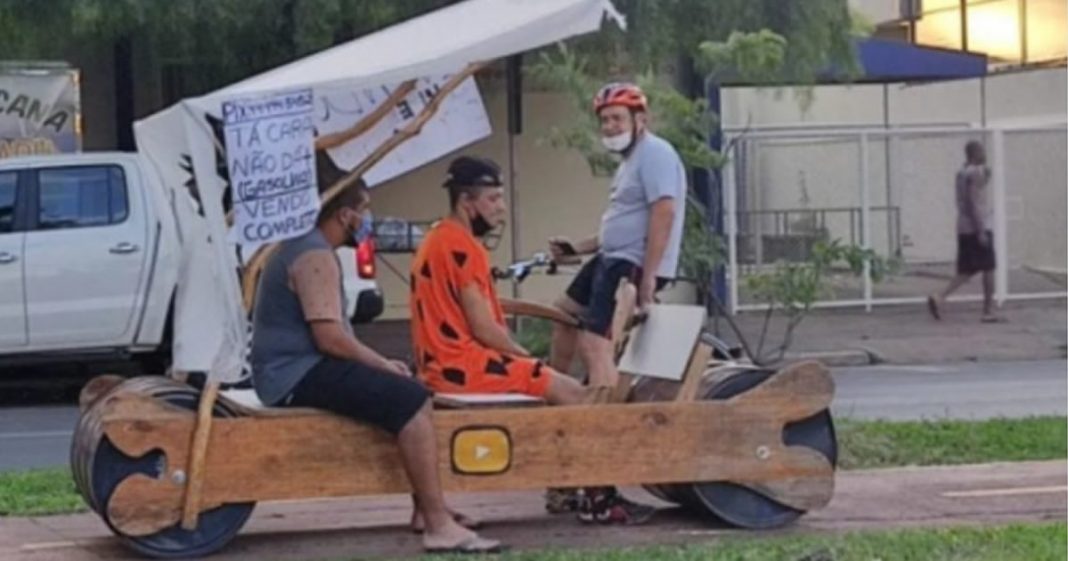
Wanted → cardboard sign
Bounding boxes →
[223,88,319,246]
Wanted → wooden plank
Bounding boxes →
[499,298,580,327]
[101,361,835,536]
[180,382,220,530]
[675,343,714,402]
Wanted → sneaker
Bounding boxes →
[576,488,655,525]
[544,487,581,514]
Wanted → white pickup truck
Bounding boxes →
[0,152,383,370]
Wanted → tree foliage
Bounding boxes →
[0,0,452,93]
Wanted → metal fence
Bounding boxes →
[724,124,1068,312]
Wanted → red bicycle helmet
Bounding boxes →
[592,82,647,114]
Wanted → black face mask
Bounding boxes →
[470,211,494,237]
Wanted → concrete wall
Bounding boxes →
[723,67,1067,276]
[850,0,903,24]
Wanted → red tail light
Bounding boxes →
[356,238,376,279]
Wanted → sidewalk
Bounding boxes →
[2,461,1063,561]
[717,298,1067,366]
[361,299,1066,367]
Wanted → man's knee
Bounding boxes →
[398,399,433,434]
[554,294,584,317]
[577,329,612,357]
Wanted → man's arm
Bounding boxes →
[573,235,600,254]
[291,251,407,375]
[459,284,530,357]
[640,198,676,305]
[549,234,599,261]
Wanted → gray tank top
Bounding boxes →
[250,229,350,406]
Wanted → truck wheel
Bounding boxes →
[71,377,255,559]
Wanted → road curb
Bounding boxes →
[786,349,880,367]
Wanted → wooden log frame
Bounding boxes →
[100,360,835,537]
[499,298,580,328]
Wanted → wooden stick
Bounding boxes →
[675,343,713,402]
[180,381,220,530]
[315,80,417,151]
[608,279,638,402]
[499,298,581,327]
[319,62,486,205]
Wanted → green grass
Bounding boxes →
[836,416,1067,470]
[396,523,1067,561]
[1,417,1064,517]
[0,468,87,516]
[516,317,553,359]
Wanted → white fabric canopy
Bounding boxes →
[134,0,625,380]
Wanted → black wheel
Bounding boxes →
[689,369,837,529]
[72,377,255,559]
[630,367,837,529]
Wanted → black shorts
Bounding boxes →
[285,357,430,435]
[565,255,669,338]
[957,231,996,275]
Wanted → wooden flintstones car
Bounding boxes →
[72,270,837,558]
[68,2,837,558]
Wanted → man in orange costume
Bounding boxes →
[409,156,655,525]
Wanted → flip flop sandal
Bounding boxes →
[411,512,483,534]
[425,536,505,555]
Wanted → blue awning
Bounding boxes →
[848,37,988,83]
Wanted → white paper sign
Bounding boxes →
[315,74,491,187]
[222,88,319,246]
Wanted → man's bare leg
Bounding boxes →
[396,402,496,549]
[577,331,618,389]
[981,269,999,320]
[940,273,973,300]
[549,296,585,375]
[545,371,586,405]
[929,273,974,319]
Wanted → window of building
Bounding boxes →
[911,0,1066,64]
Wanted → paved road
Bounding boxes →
[1,360,1065,472]
[2,461,1064,561]
[830,359,1068,421]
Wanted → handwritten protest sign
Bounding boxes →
[222,88,319,247]
[315,74,490,187]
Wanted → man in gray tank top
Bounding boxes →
[250,183,501,554]
[927,140,1002,323]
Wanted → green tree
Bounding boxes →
[528,0,885,365]
[0,0,452,94]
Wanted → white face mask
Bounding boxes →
[601,131,633,153]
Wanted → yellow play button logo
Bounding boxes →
[451,427,511,475]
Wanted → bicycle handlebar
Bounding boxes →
[492,252,559,283]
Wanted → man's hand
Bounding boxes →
[978,231,991,248]
[546,235,580,263]
[387,359,413,377]
[638,274,658,311]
